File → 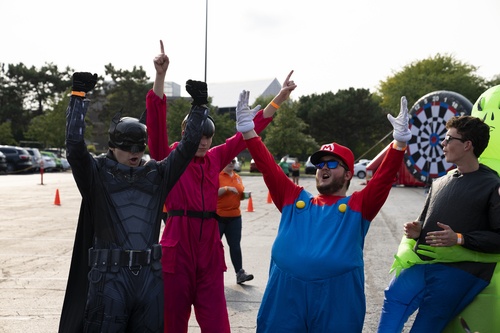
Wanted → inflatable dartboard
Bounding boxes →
[405,91,472,184]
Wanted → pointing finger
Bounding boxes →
[160,40,165,54]
[284,70,294,85]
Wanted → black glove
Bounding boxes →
[72,72,98,93]
[186,79,208,106]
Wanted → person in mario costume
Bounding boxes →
[237,92,411,332]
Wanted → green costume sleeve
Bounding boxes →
[417,244,500,263]
[389,236,426,277]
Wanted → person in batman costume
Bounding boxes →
[58,72,207,332]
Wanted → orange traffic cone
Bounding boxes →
[246,194,254,212]
[54,189,61,206]
[267,191,272,204]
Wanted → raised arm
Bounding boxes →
[262,70,297,118]
[147,40,172,160]
[387,96,411,149]
[358,96,411,221]
[66,72,98,194]
[153,40,169,98]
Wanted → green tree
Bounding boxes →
[0,122,17,145]
[100,64,150,124]
[165,97,191,144]
[1,64,30,142]
[297,88,387,159]
[25,93,85,148]
[378,54,487,114]
[5,62,71,115]
[210,109,237,147]
[486,74,500,88]
[263,101,317,159]
[150,96,236,149]
[0,62,71,143]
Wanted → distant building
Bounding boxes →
[164,81,181,98]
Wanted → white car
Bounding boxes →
[233,157,241,172]
[305,156,316,174]
[25,148,43,172]
[353,159,371,179]
[40,154,57,171]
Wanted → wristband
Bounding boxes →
[457,233,464,245]
[392,142,406,151]
[270,101,280,109]
[71,91,86,97]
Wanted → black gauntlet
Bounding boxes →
[186,79,208,106]
[72,72,98,93]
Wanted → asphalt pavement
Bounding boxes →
[0,171,428,332]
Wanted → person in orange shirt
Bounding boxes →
[217,159,254,284]
[291,158,301,185]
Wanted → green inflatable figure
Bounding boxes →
[444,84,500,333]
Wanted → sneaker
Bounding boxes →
[236,269,254,284]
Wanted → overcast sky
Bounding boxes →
[1,0,499,99]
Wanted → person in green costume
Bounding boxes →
[386,86,500,333]
[378,115,500,332]
[442,84,500,333]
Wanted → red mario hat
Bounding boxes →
[310,142,355,172]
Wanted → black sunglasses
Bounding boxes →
[444,135,466,144]
[315,160,346,170]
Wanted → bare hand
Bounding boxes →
[153,40,169,75]
[404,221,422,239]
[277,70,297,100]
[425,222,457,247]
[228,186,239,195]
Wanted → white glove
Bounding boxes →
[236,90,261,133]
[387,96,412,142]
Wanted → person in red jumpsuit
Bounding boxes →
[146,40,297,333]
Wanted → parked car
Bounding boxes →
[40,153,57,171]
[283,156,297,169]
[233,156,241,172]
[0,151,8,174]
[43,148,66,158]
[41,151,63,171]
[276,156,296,169]
[250,157,296,174]
[305,156,316,174]
[60,157,71,171]
[249,159,259,173]
[353,159,371,179]
[25,148,43,172]
[0,145,33,173]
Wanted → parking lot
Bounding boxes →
[0,171,427,332]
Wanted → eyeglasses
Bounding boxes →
[444,135,466,144]
[315,160,346,170]
[230,160,236,164]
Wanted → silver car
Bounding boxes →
[40,154,57,171]
[25,148,43,172]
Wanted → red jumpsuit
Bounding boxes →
[146,90,272,333]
